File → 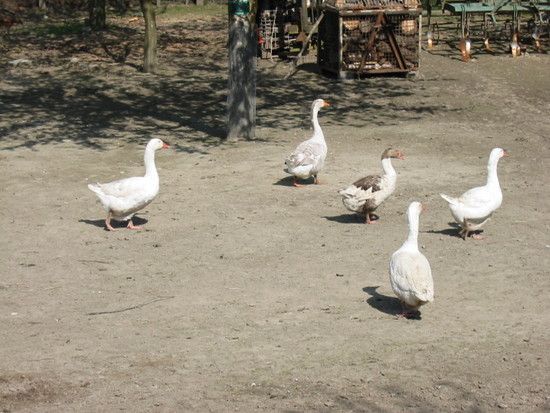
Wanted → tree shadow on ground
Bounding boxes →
[1,13,459,153]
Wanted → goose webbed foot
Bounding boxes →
[460,226,485,240]
[105,213,118,231]
[397,311,420,319]
[365,213,379,224]
[127,219,143,230]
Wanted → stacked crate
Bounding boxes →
[318,0,421,77]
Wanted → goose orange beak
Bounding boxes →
[323,101,331,107]
[162,143,170,149]
[502,149,510,157]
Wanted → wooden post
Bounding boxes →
[300,0,310,32]
[227,0,257,140]
[140,0,158,73]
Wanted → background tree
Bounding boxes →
[139,0,158,73]
[227,0,257,140]
[88,0,106,30]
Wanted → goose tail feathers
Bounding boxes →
[440,193,459,206]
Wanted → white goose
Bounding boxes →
[440,147,509,240]
[88,138,169,231]
[389,202,434,318]
[339,148,404,224]
[284,98,330,187]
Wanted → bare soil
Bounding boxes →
[1,9,549,412]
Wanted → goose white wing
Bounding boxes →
[339,184,374,200]
[390,251,434,304]
[339,185,373,213]
[442,185,501,221]
[93,176,148,199]
[286,140,325,169]
[459,185,496,206]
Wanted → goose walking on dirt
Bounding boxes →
[389,202,434,319]
[440,147,509,240]
[88,138,170,231]
[339,148,404,224]
[284,98,330,187]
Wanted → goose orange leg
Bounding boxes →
[292,177,304,187]
[365,213,378,224]
[105,212,117,231]
[127,219,143,230]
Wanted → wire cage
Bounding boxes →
[318,0,422,77]
[259,9,281,59]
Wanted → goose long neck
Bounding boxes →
[402,209,420,250]
[381,157,396,177]
[144,147,158,179]
[311,105,324,141]
[486,156,500,187]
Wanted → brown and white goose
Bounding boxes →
[339,148,404,224]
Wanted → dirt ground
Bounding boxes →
[1,8,549,412]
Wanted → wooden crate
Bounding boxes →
[318,2,421,78]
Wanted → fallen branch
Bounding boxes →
[86,295,175,316]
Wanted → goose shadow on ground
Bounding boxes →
[424,222,483,239]
[324,213,379,224]
[273,176,316,187]
[79,216,148,230]
[362,286,421,320]
[323,214,365,224]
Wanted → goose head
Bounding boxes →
[489,147,510,162]
[382,148,405,161]
[410,201,424,214]
[147,138,170,151]
[312,98,330,111]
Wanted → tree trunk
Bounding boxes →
[88,0,106,30]
[140,0,158,73]
[227,15,256,140]
[114,0,129,14]
[38,0,47,9]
